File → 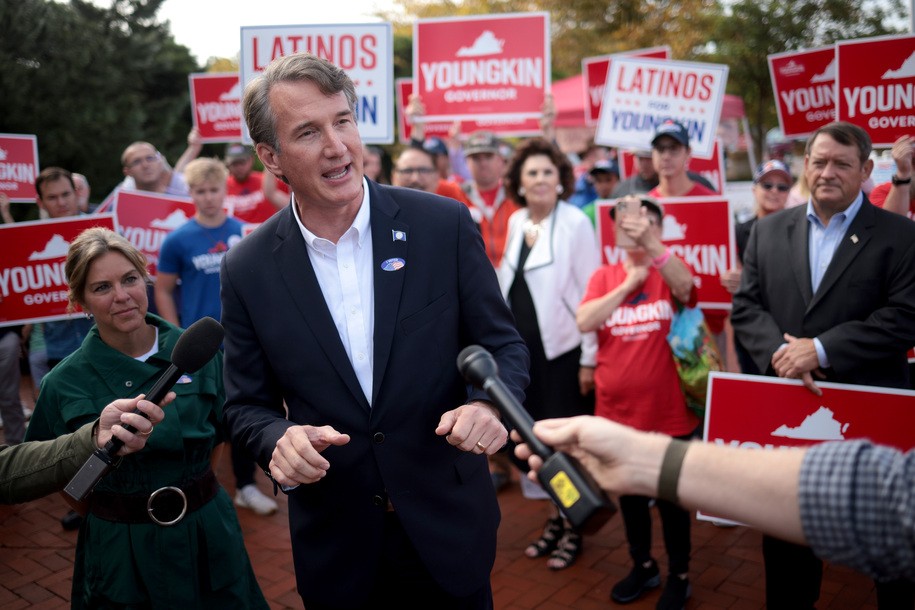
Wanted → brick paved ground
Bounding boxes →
[1,374,880,609]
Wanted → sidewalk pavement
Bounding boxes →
[1,372,879,609]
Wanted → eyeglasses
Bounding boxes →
[125,152,161,169]
[759,182,790,192]
[394,167,436,176]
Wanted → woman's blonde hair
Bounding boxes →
[65,227,150,311]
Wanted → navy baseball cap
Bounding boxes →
[590,159,620,177]
[422,137,448,157]
[753,159,792,184]
[651,120,690,148]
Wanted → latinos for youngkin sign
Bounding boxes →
[240,23,394,144]
[0,134,40,203]
[595,57,728,159]
[582,46,671,127]
[767,46,836,139]
[836,33,915,147]
[413,13,550,124]
[0,215,116,327]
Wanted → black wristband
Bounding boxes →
[892,175,912,186]
[657,439,690,504]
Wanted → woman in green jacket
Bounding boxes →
[25,227,267,609]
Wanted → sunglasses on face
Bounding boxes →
[759,182,790,192]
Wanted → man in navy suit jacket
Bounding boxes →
[220,53,529,609]
[732,121,915,609]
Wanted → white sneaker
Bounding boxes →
[234,484,278,516]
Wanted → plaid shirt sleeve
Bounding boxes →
[799,440,915,582]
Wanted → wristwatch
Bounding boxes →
[892,174,912,186]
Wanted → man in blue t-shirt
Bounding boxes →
[155,159,243,327]
[155,158,278,517]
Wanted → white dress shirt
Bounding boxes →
[292,180,375,403]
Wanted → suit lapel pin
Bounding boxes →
[392,230,407,242]
[850,234,859,244]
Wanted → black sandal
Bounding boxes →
[525,516,565,558]
[547,528,582,570]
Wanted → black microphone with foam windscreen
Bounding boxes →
[64,317,225,504]
[458,345,616,534]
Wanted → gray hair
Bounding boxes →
[243,53,358,152]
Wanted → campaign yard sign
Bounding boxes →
[113,191,196,278]
[582,46,671,126]
[595,197,734,309]
[240,23,394,144]
[698,372,915,522]
[767,46,836,139]
[837,34,915,147]
[596,57,728,159]
[189,72,243,143]
[618,139,725,194]
[0,134,40,203]
[413,13,550,124]
[395,78,541,143]
[0,215,116,326]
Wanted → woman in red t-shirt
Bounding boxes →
[577,194,699,606]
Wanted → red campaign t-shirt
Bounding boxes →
[582,264,699,436]
[869,181,915,219]
[225,171,277,224]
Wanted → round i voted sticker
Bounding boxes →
[381,258,405,271]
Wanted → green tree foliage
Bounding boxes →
[0,0,198,201]
[702,0,906,159]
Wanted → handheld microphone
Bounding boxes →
[64,317,225,505]
[457,345,616,534]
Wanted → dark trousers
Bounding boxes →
[763,535,915,609]
[302,513,493,610]
[619,494,691,576]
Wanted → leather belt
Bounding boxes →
[89,469,218,526]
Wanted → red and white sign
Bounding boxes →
[837,34,915,147]
[413,13,550,123]
[596,57,728,159]
[698,372,915,522]
[767,46,836,139]
[705,372,915,453]
[595,197,734,309]
[618,139,725,194]
[0,134,40,203]
[395,78,540,143]
[0,215,116,326]
[113,191,196,278]
[582,47,671,126]
[240,23,394,144]
[189,72,243,143]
